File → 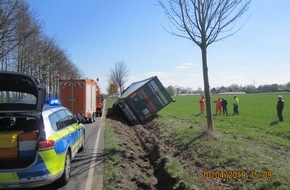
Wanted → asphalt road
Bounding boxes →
[29,115,105,190]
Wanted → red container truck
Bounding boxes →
[116,76,173,125]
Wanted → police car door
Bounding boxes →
[57,109,79,157]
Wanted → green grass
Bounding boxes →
[103,94,290,189]
[156,93,290,189]
[103,98,123,190]
[164,155,204,190]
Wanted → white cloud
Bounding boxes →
[176,63,195,69]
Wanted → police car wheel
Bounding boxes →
[58,151,71,185]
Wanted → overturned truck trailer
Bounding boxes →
[116,76,173,125]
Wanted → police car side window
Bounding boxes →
[49,112,61,131]
[58,110,67,120]
[57,110,69,128]
[63,109,78,125]
[58,109,77,128]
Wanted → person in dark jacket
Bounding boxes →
[276,95,284,121]
[221,98,228,115]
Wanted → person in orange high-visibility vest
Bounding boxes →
[199,96,205,114]
[214,98,222,115]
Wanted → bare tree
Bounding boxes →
[14,1,40,74]
[167,85,175,96]
[0,0,20,69]
[109,61,129,94]
[159,0,251,130]
[286,82,290,91]
[0,0,86,98]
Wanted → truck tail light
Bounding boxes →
[38,140,55,151]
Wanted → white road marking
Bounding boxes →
[85,100,106,190]
[84,126,101,190]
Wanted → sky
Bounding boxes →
[27,0,290,92]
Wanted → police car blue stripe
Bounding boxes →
[53,129,80,154]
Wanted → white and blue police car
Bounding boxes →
[0,71,85,188]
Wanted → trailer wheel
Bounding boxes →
[88,113,95,123]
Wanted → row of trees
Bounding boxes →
[212,83,290,94]
[0,0,81,97]
[167,82,290,96]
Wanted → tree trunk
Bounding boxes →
[201,45,214,130]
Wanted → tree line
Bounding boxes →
[212,83,290,94]
[167,82,290,96]
[0,0,81,98]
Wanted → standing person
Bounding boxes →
[233,96,239,115]
[199,96,205,114]
[276,95,284,121]
[214,98,222,115]
[221,98,228,115]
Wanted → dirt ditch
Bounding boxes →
[105,108,232,190]
[106,120,185,189]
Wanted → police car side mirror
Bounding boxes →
[75,116,85,124]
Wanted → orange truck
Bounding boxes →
[59,79,97,123]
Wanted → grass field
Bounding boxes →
[104,93,290,189]
[103,98,122,190]
[156,93,290,189]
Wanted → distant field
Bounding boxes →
[156,93,290,189]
